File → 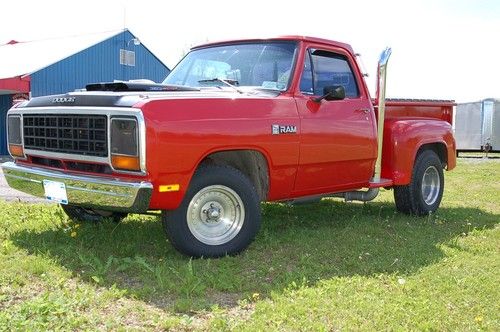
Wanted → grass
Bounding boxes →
[0,158,499,330]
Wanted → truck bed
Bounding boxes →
[379,99,455,125]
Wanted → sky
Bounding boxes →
[1,0,499,102]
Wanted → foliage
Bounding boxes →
[0,159,498,330]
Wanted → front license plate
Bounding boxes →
[43,180,68,204]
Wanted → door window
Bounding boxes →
[300,49,360,98]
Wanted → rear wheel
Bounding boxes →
[163,165,261,258]
[61,205,127,223]
[394,150,444,216]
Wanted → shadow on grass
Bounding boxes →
[10,200,499,311]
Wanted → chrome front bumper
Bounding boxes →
[1,162,153,213]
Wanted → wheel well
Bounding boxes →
[199,150,269,201]
[417,143,448,168]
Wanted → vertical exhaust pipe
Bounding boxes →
[373,47,392,182]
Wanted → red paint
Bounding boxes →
[15,36,456,210]
[381,118,456,185]
[140,94,301,209]
[0,76,30,93]
[383,99,454,124]
[139,37,455,210]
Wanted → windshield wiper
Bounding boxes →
[198,78,243,94]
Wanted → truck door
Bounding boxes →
[293,48,377,196]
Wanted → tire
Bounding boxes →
[61,205,127,223]
[163,165,261,258]
[393,150,444,216]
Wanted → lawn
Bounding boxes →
[0,158,498,331]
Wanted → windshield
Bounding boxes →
[163,41,297,91]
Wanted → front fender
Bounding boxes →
[139,95,300,210]
[381,118,456,185]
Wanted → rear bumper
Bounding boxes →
[1,162,152,213]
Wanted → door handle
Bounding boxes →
[358,108,370,114]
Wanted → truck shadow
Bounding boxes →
[10,200,499,312]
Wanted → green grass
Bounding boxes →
[0,158,498,330]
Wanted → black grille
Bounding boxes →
[23,114,107,157]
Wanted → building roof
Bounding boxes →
[0,30,126,80]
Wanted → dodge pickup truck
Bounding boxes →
[1,36,456,257]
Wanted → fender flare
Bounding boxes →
[381,118,456,185]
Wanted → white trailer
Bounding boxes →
[455,99,500,153]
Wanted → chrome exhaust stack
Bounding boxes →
[374,47,392,181]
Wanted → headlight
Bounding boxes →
[7,115,24,158]
[110,118,140,171]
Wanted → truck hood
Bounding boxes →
[20,82,280,108]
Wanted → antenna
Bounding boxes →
[123,5,126,30]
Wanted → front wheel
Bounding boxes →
[163,165,261,258]
[394,150,444,216]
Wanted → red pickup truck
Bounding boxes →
[2,36,456,257]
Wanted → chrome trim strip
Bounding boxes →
[3,172,131,198]
[1,161,152,213]
[24,149,110,164]
[64,185,131,198]
[2,161,148,187]
[7,106,147,176]
[2,173,42,184]
[7,106,144,116]
[137,112,147,172]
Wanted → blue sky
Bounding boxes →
[1,0,499,102]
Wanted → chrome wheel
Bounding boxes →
[421,165,440,205]
[164,165,261,257]
[394,150,444,216]
[186,185,245,245]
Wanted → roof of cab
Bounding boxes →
[192,35,355,54]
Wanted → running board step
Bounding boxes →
[368,178,393,188]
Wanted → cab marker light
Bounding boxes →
[159,184,180,192]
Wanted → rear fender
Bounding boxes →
[381,118,456,185]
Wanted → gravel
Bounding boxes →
[0,156,47,203]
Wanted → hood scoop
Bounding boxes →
[86,81,199,92]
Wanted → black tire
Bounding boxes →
[394,150,444,216]
[162,165,261,258]
[61,205,127,223]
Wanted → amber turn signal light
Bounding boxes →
[8,144,24,158]
[111,155,141,171]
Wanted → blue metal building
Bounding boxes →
[0,29,170,155]
[0,95,10,156]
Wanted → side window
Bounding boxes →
[299,51,314,94]
[310,50,360,98]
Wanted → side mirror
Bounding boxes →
[313,85,345,102]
